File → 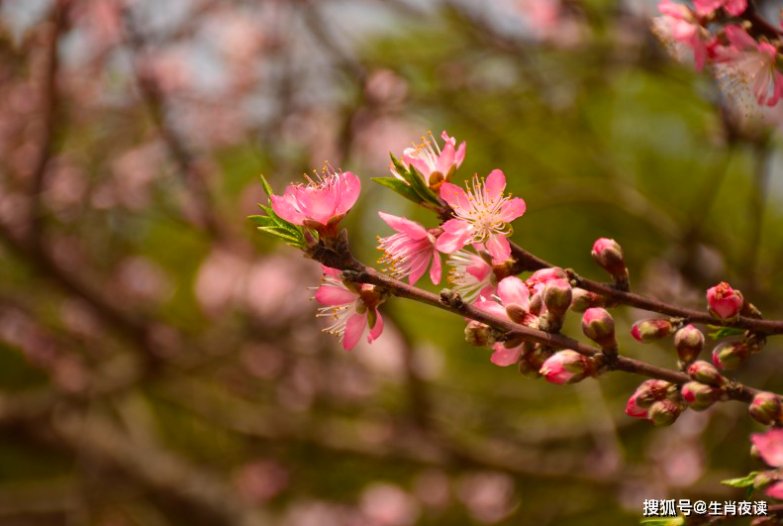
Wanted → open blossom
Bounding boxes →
[474,276,536,366]
[396,131,466,189]
[715,25,783,107]
[436,170,526,253]
[270,169,360,235]
[447,236,512,302]
[706,281,744,319]
[377,212,442,285]
[752,429,783,499]
[652,0,712,71]
[314,267,384,351]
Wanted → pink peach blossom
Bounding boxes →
[693,0,746,17]
[653,0,712,71]
[752,429,783,499]
[377,211,442,285]
[271,169,360,235]
[397,131,466,189]
[715,26,783,107]
[436,169,526,253]
[315,267,384,351]
[446,238,511,302]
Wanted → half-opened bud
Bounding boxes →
[706,282,744,320]
[674,324,704,364]
[581,308,616,349]
[749,392,782,426]
[539,350,591,384]
[631,318,675,342]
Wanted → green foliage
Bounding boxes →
[251,175,307,249]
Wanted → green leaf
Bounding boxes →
[258,174,275,197]
[371,177,423,204]
[721,471,758,488]
[388,154,442,206]
[708,325,745,340]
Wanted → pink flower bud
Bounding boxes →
[711,341,750,371]
[706,282,744,320]
[625,392,649,419]
[681,381,719,411]
[686,360,723,387]
[581,308,616,348]
[630,318,675,342]
[542,278,572,316]
[590,238,628,283]
[648,399,683,426]
[539,350,591,384]
[569,288,606,312]
[464,321,495,347]
[750,392,782,426]
[674,324,704,364]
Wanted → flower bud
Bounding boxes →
[687,360,723,387]
[630,318,675,343]
[681,381,719,411]
[539,350,591,384]
[581,308,616,348]
[464,321,495,347]
[625,393,649,419]
[711,341,750,371]
[706,282,744,320]
[749,392,782,426]
[542,279,572,317]
[569,288,605,312]
[591,238,628,284]
[628,379,672,412]
[673,324,704,364]
[648,399,683,427]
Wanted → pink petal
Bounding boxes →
[486,234,511,264]
[753,430,783,467]
[407,253,431,286]
[270,194,304,225]
[766,481,783,500]
[436,142,455,175]
[429,251,442,285]
[314,285,356,306]
[299,184,339,225]
[454,141,466,168]
[368,309,384,342]
[378,211,428,240]
[500,197,526,222]
[335,171,361,215]
[693,0,722,15]
[343,313,366,351]
[490,344,523,367]
[435,220,472,253]
[497,277,529,310]
[474,300,508,319]
[724,0,747,16]
[484,169,506,202]
[322,266,341,278]
[439,182,470,212]
[724,24,755,49]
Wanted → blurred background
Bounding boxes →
[1,0,783,524]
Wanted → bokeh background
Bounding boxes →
[1,0,783,524]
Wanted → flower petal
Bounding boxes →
[486,234,511,264]
[429,251,442,285]
[490,344,523,367]
[497,276,529,310]
[439,182,470,212]
[378,211,428,240]
[335,171,362,215]
[752,430,783,468]
[343,313,366,351]
[270,194,304,225]
[484,169,506,202]
[500,197,527,222]
[315,285,356,306]
[435,220,472,253]
[767,481,783,500]
[368,308,384,342]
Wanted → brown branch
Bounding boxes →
[27,0,67,245]
[309,242,761,404]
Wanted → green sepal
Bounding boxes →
[708,325,745,340]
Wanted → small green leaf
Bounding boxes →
[406,164,443,206]
[371,177,423,204]
[721,471,758,488]
[708,325,745,340]
[258,174,275,197]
